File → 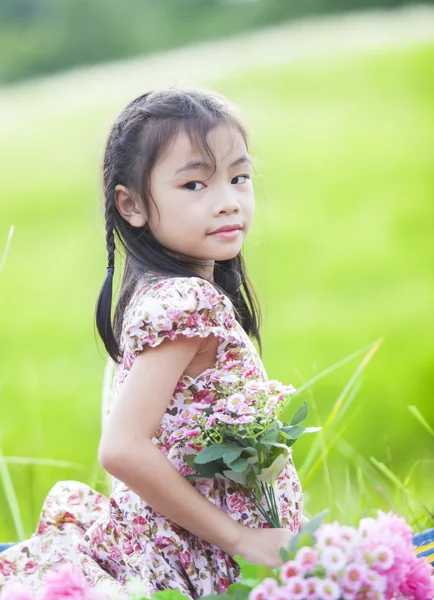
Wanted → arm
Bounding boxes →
[99,334,243,555]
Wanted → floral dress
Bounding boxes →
[0,276,303,599]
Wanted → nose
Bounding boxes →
[214,186,241,216]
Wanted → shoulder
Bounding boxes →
[132,275,234,314]
[122,276,238,354]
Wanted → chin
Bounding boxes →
[216,248,241,261]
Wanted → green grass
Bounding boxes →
[0,40,433,540]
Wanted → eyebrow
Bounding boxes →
[174,155,252,175]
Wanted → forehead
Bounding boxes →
[158,124,247,170]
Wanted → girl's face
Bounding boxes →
[117,124,254,279]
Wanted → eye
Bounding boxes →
[184,181,205,191]
[232,175,250,184]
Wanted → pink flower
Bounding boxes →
[363,569,386,594]
[179,463,195,476]
[358,517,377,540]
[250,578,280,600]
[122,539,134,555]
[154,536,172,549]
[371,545,394,571]
[320,546,347,572]
[399,554,434,600]
[341,564,365,592]
[192,389,215,404]
[23,561,39,575]
[205,414,217,429]
[284,575,308,600]
[214,399,227,412]
[280,560,301,582]
[237,405,255,415]
[315,522,342,549]
[235,415,255,424]
[218,577,230,594]
[90,524,105,546]
[215,413,236,425]
[179,551,191,570]
[296,546,318,574]
[109,546,122,562]
[36,521,49,535]
[227,393,247,412]
[185,428,201,438]
[0,583,33,600]
[305,576,321,599]
[227,492,247,515]
[169,428,189,442]
[39,564,100,600]
[316,577,340,600]
[132,515,149,535]
[0,559,15,577]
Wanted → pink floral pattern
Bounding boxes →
[0,276,303,599]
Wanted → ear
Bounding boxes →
[114,185,147,228]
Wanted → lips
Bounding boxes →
[209,224,242,234]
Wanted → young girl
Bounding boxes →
[0,88,304,598]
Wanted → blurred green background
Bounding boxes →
[1,1,433,540]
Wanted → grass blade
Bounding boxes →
[0,438,25,540]
[407,405,434,437]
[0,224,14,276]
[3,456,85,470]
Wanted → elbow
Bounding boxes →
[98,438,129,477]
[98,434,150,478]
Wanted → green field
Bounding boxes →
[0,34,433,540]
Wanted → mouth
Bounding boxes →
[208,224,242,235]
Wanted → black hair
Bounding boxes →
[95,87,262,364]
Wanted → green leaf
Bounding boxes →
[256,453,288,483]
[260,427,280,444]
[281,425,305,439]
[299,509,329,537]
[151,591,191,600]
[279,547,290,563]
[243,447,258,457]
[234,556,278,584]
[223,445,244,464]
[261,442,289,450]
[186,460,221,479]
[288,510,329,552]
[245,468,256,487]
[223,470,246,484]
[254,481,262,502]
[226,582,252,599]
[290,401,308,426]
[228,457,249,472]
[279,434,296,447]
[183,454,197,468]
[195,444,230,464]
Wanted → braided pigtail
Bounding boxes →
[95,203,120,362]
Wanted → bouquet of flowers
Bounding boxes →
[238,510,434,600]
[168,373,320,528]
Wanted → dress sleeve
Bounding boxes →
[122,276,238,354]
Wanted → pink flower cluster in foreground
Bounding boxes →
[169,376,296,450]
[249,511,434,600]
[0,564,104,600]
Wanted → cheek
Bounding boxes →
[244,193,255,223]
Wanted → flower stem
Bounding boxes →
[260,482,281,528]
[248,491,276,528]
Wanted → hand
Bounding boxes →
[228,525,294,569]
